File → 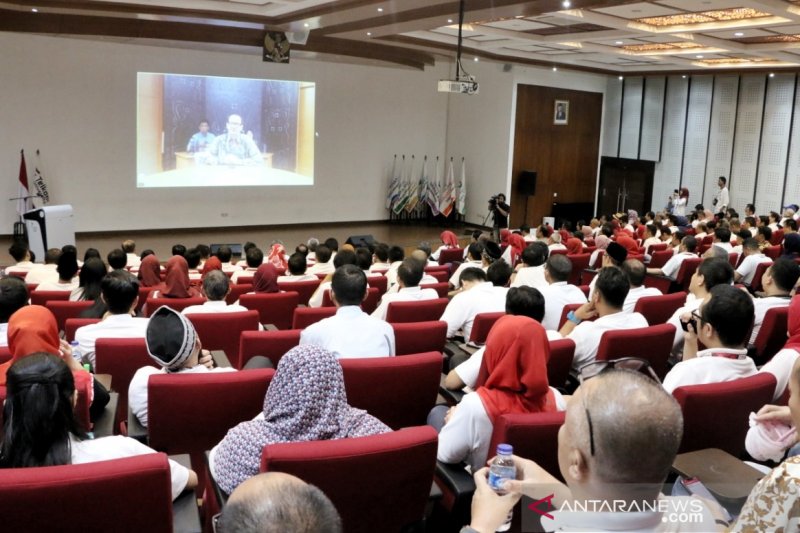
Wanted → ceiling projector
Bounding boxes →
[438,78,479,95]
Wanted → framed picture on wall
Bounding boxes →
[554,100,569,125]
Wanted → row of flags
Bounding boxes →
[16,149,50,217]
[385,155,467,217]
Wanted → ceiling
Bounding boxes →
[4,0,800,74]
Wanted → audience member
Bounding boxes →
[216,245,239,273]
[369,243,390,273]
[510,242,549,290]
[278,252,318,282]
[747,258,799,345]
[441,266,507,341]
[35,249,79,292]
[539,254,587,331]
[5,242,34,276]
[183,270,248,314]
[70,257,106,302]
[137,254,162,288]
[154,255,201,299]
[231,246,263,284]
[760,295,800,400]
[24,247,60,285]
[0,276,28,346]
[621,259,661,313]
[371,258,437,320]
[647,235,697,280]
[266,242,288,271]
[735,238,770,286]
[449,243,484,289]
[307,245,334,275]
[431,230,459,262]
[184,248,202,281]
[172,244,187,257]
[587,241,627,300]
[122,239,140,269]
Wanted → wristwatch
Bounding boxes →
[567,310,582,325]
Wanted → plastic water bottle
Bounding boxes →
[70,340,83,364]
[488,443,516,532]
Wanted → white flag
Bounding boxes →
[439,158,456,217]
[456,157,467,216]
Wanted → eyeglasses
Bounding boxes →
[691,309,703,324]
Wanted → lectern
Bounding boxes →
[23,205,75,260]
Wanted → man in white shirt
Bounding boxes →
[735,238,771,287]
[277,252,318,283]
[369,243,391,273]
[440,261,511,341]
[449,242,484,289]
[231,247,263,284]
[24,248,61,285]
[621,259,662,313]
[538,254,587,331]
[547,232,566,251]
[557,267,648,371]
[5,242,35,276]
[713,175,729,216]
[711,227,733,254]
[510,241,548,290]
[34,250,79,292]
[372,258,438,321]
[520,224,535,243]
[216,245,242,273]
[647,235,698,280]
[0,276,28,347]
[74,271,149,368]
[663,284,757,393]
[747,258,799,345]
[308,249,358,308]
[300,264,395,358]
[182,271,249,315]
[587,241,628,300]
[306,244,335,276]
[129,306,235,427]
[122,239,141,269]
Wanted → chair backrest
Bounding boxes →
[392,321,447,356]
[488,411,566,481]
[225,283,253,306]
[30,290,70,306]
[340,352,442,429]
[426,270,450,283]
[567,254,590,285]
[649,243,668,252]
[277,279,322,306]
[135,286,157,314]
[468,312,505,345]
[764,245,782,260]
[648,249,674,269]
[0,347,10,364]
[292,306,337,329]
[420,282,450,298]
[64,318,101,343]
[752,306,790,365]
[236,275,254,286]
[770,229,785,246]
[45,300,95,333]
[672,373,776,455]
[550,248,567,256]
[239,329,302,369]
[148,368,275,457]
[260,426,437,533]
[321,287,380,314]
[675,257,702,291]
[438,247,464,265]
[595,324,676,379]
[548,339,575,390]
[385,298,449,323]
[748,261,773,293]
[185,311,260,363]
[728,252,739,269]
[239,292,299,330]
[633,292,687,326]
[144,296,206,317]
[368,275,388,295]
[0,454,173,533]
[95,337,154,425]
[558,302,586,329]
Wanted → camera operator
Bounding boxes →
[488,194,510,241]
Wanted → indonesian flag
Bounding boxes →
[17,150,33,217]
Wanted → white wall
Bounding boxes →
[0,32,449,234]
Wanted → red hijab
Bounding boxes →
[499,229,511,247]
[268,244,288,271]
[616,235,639,254]
[253,264,280,293]
[163,255,200,298]
[201,256,222,279]
[137,255,162,287]
[440,231,459,248]
[785,295,800,351]
[507,233,527,265]
[475,315,556,422]
[566,238,583,255]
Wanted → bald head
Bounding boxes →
[560,370,682,490]
[217,472,342,533]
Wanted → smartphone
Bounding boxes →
[680,477,732,523]
[680,317,697,333]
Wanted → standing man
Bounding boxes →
[207,114,262,166]
[490,193,509,242]
[713,176,729,218]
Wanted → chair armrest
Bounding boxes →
[127,405,149,444]
[171,454,202,533]
[91,392,118,438]
[439,386,466,406]
[435,461,476,496]
[205,450,229,508]
[264,323,278,331]
[443,339,468,358]
[643,274,673,293]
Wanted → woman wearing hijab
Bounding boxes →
[210,344,391,494]
[200,256,222,279]
[589,234,611,269]
[252,263,281,294]
[137,254,163,288]
[155,256,201,299]
[431,231,459,262]
[566,237,583,256]
[616,234,640,256]
[435,315,565,471]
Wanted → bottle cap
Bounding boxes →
[83,364,91,372]
[497,443,513,455]
[70,340,79,347]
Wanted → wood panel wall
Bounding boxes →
[510,85,603,227]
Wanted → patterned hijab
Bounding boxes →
[595,234,610,250]
[163,255,199,298]
[253,264,280,293]
[212,345,391,494]
[137,255,162,287]
[440,231,459,248]
[268,244,288,271]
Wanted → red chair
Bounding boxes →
[386,298,449,323]
[595,324,676,380]
[467,312,505,345]
[30,290,70,306]
[751,306,790,365]
[439,247,464,265]
[580,269,598,285]
[589,250,604,269]
[764,245,782,261]
[135,286,157,314]
[94,338,154,428]
[368,275,388,295]
[488,411,566,481]
[426,270,450,283]
[0,454,174,533]
[278,279,321,306]
[674,257,702,292]
[292,306,336,329]
[567,254,590,285]
[648,249,674,269]
[225,283,253,306]
[420,282,449,298]
[185,311,260,360]
[64,317,101,342]
[320,288,378,313]
[261,426,437,533]
[144,296,206,317]
[425,265,450,273]
[748,261,773,292]
[648,243,668,253]
[550,248,567,256]
[728,253,739,268]
[239,292,299,330]
[548,338,575,390]
[238,329,302,369]
[770,229,784,246]
[672,373,776,455]
[46,300,95,333]
[392,321,448,355]
[340,352,442,429]
[633,292,687,326]
[236,275,254,286]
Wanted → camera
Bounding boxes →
[488,195,498,208]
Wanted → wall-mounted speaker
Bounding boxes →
[517,170,537,196]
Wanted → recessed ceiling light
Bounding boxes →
[447,19,453,23]
[770,72,775,77]
[618,76,624,80]
[303,23,309,27]
[696,55,704,58]
[615,41,623,45]
[367,32,372,36]
[31,7,38,12]
[474,57,479,62]
[552,66,558,72]
[562,0,571,7]
[377,7,383,12]
[734,32,744,37]
[682,75,687,78]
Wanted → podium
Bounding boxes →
[23,205,75,260]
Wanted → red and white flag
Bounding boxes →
[17,150,33,217]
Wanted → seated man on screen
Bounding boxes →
[205,114,262,166]
[186,119,215,153]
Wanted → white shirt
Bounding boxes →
[440,282,508,340]
[5,260,35,274]
[308,281,332,308]
[548,243,567,252]
[623,286,662,314]
[642,237,661,254]
[566,311,649,370]
[384,261,403,287]
[277,274,318,283]
[449,259,483,288]
[511,265,548,290]
[712,242,733,253]
[75,314,149,367]
[369,262,390,273]
[230,267,258,284]
[667,295,703,355]
[749,296,791,345]
[371,285,438,321]
[128,365,236,427]
[736,254,770,286]
[69,434,189,501]
[539,282,587,331]
[663,348,756,393]
[716,186,730,211]
[759,348,799,401]
[661,252,695,280]
[125,253,141,269]
[672,196,687,216]
[0,323,7,347]
[35,279,79,292]
[24,264,59,285]
[220,261,241,273]
[299,305,395,359]
[181,300,249,315]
